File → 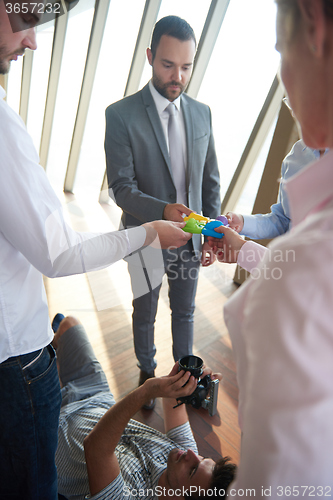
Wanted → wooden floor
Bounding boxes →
[45,192,241,465]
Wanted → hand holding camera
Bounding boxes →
[174,355,221,417]
[142,363,197,401]
[141,356,220,416]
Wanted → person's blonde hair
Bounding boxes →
[275,0,333,20]
[275,0,300,42]
[275,0,333,41]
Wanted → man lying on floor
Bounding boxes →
[53,316,236,500]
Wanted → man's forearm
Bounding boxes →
[85,385,148,450]
[162,397,189,433]
[111,181,168,223]
[84,367,196,495]
[84,384,150,495]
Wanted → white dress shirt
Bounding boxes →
[149,80,187,205]
[225,150,333,496]
[0,86,146,363]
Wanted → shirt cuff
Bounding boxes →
[126,226,147,255]
[240,214,256,236]
[237,240,267,274]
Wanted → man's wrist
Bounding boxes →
[162,204,170,220]
[142,223,157,246]
[135,381,153,405]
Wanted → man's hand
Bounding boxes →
[162,362,196,433]
[207,225,246,263]
[143,220,192,249]
[143,363,197,400]
[201,240,216,267]
[163,203,193,222]
[226,212,244,233]
[201,365,222,382]
[162,362,222,432]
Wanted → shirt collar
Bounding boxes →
[0,85,6,100]
[286,149,333,226]
[301,143,330,158]
[148,80,182,115]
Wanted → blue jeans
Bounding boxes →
[0,344,62,499]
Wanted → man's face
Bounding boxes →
[147,34,196,102]
[0,1,38,74]
[275,4,328,150]
[165,448,215,495]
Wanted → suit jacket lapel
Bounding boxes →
[141,84,172,174]
[181,95,193,191]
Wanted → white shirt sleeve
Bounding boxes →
[0,100,146,278]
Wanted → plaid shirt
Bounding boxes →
[56,391,197,500]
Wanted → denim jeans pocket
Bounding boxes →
[22,345,57,383]
[0,344,61,498]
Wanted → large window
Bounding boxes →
[6,55,23,115]
[74,0,212,198]
[46,6,94,191]
[5,0,281,215]
[235,118,277,214]
[26,26,54,152]
[197,0,280,210]
[73,0,147,198]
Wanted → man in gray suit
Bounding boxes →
[105,16,221,409]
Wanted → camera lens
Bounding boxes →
[178,355,203,379]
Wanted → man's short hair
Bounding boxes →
[150,15,196,60]
[186,456,237,499]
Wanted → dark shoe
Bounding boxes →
[51,313,65,333]
[139,370,155,410]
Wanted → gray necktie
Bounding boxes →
[166,103,186,204]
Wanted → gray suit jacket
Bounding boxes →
[105,83,221,253]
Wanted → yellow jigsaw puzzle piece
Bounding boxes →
[183,213,210,223]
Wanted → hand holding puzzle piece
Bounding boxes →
[182,213,229,239]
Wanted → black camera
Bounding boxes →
[174,355,219,417]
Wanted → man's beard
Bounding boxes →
[0,60,10,74]
[152,72,185,102]
[0,45,10,75]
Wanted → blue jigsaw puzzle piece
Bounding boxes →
[201,220,224,238]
